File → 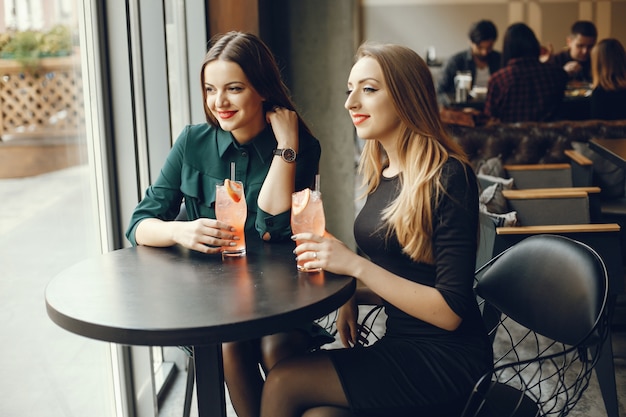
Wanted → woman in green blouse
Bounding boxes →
[126,32,322,417]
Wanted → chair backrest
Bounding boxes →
[502,148,594,190]
[504,164,573,189]
[502,189,591,226]
[464,234,610,417]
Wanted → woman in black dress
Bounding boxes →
[590,38,626,120]
[260,42,493,417]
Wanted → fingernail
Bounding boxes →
[291,235,296,240]
[230,242,236,246]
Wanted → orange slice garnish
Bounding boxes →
[292,188,310,216]
[224,179,242,203]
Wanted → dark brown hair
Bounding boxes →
[200,31,311,134]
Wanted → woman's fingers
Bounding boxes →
[178,218,240,253]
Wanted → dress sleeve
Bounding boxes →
[125,127,188,246]
[254,208,292,241]
[432,159,479,319]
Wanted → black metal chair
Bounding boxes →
[315,301,385,348]
[462,234,610,417]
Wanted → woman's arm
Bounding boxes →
[135,217,236,254]
[128,126,237,253]
[257,108,299,219]
[295,163,477,331]
[294,236,462,331]
[346,253,462,331]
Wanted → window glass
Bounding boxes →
[164,0,191,142]
[0,0,114,415]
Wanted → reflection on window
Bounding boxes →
[164,0,191,142]
[0,0,114,416]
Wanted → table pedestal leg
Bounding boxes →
[193,344,226,417]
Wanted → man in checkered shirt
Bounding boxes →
[485,23,568,123]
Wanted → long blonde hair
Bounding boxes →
[356,43,469,263]
[592,38,626,91]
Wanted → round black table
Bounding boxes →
[45,239,355,417]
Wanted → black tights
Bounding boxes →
[261,350,353,417]
[222,330,311,417]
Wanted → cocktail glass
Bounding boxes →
[215,179,247,257]
[291,188,325,272]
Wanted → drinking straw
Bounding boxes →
[230,162,236,181]
[314,174,320,192]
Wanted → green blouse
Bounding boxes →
[126,123,321,246]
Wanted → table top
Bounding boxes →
[45,240,355,347]
[589,138,626,169]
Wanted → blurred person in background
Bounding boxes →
[550,20,597,84]
[590,38,626,120]
[485,23,567,123]
[436,19,501,106]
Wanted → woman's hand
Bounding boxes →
[291,232,362,277]
[257,106,299,218]
[172,218,238,254]
[266,107,299,149]
[336,296,359,348]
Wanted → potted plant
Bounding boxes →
[0,24,73,70]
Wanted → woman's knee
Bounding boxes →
[261,331,309,370]
[302,407,354,417]
[262,359,296,400]
[222,340,260,367]
[262,355,349,416]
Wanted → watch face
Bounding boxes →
[282,148,297,162]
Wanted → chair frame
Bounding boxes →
[462,235,611,417]
[315,303,385,348]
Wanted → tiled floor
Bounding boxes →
[1,166,625,417]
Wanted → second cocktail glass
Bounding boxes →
[215,179,247,257]
[291,188,325,272]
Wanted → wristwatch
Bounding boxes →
[273,148,297,163]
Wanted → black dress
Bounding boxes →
[326,158,493,417]
[591,87,626,120]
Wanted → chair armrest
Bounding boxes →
[502,188,596,199]
[504,163,571,171]
[565,149,594,186]
[564,149,593,166]
[504,152,594,188]
[502,189,592,225]
[496,223,620,235]
[504,163,573,188]
[493,223,623,294]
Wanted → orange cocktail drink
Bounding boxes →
[215,179,247,257]
[291,188,325,271]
